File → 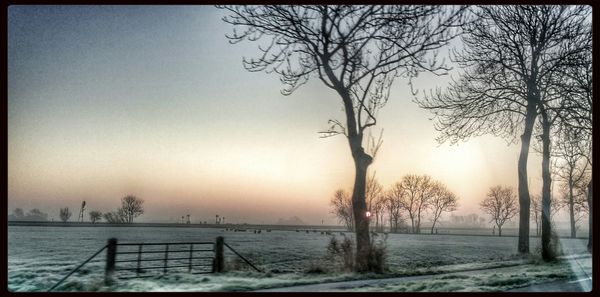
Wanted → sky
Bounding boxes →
[8,5,550,225]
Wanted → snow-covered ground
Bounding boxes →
[7,225,591,292]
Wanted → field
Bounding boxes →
[7,225,590,292]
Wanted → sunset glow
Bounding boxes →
[8,5,548,225]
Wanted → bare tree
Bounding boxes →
[400,174,435,233]
[330,189,354,231]
[385,183,405,233]
[480,186,518,237]
[416,5,591,256]
[428,181,458,234]
[220,5,465,272]
[120,195,144,224]
[59,207,72,223]
[553,129,590,238]
[552,21,592,252]
[365,172,384,232]
[89,211,102,224]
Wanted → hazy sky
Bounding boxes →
[8,5,548,224]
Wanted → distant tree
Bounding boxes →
[220,5,466,272]
[59,207,72,223]
[480,186,518,237]
[365,173,384,232]
[103,209,126,224]
[399,174,435,233]
[428,182,458,234]
[120,195,144,223]
[89,211,102,223]
[385,183,405,233]
[330,189,354,231]
[8,208,25,221]
[553,129,590,238]
[27,209,48,221]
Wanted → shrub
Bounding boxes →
[325,233,388,273]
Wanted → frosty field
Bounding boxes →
[7,225,591,292]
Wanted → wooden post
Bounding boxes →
[136,245,142,276]
[188,244,193,272]
[163,244,169,274]
[105,238,117,285]
[213,236,224,273]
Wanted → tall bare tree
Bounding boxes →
[480,186,519,237]
[330,189,354,231]
[416,5,590,256]
[120,195,144,224]
[220,5,465,271]
[552,21,592,252]
[428,181,458,234]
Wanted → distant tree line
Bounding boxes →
[8,208,49,221]
[331,174,458,234]
[11,194,145,224]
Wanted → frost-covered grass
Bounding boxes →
[8,226,591,292]
[344,256,592,292]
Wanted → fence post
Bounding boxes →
[105,238,117,285]
[164,244,169,274]
[213,236,224,273]
[188,244,193,273]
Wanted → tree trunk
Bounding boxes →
[498,225,502,237]
[569,178,576,238]
[517,102,537,254]
[349,138,372,272]
[540,109,554,261]
[588,181,592,253]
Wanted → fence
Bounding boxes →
[49,236,261,291]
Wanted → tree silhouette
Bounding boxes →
[480,186,518,237]
[416,6,591,257]
[59,207,72,223]
[551,21,592,252]
[220,5,465,272]
[385,182,405,233]
[365,173,384,232]
[553,129,590,238]
[428,181,458,234]
[330,189,354,231]
[12,208,24,220]
[399,174,435,233]
[89,211,102,223]
[120,195,144,223]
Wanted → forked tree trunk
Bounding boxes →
[540,109,554,261]
[518,102,537,254]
